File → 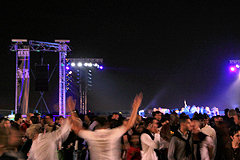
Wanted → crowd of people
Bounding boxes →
[1,93,240,160]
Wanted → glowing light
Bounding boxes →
[77,62,82,67]
[71,62,75,67]
[84,63,88,67]
[69,71,72,74]
[230,66,236,72]
[236,64,240,68]
[88,63,93,67]
[93,63,98,67]
[99,65,103,70]
[66,66,70,70]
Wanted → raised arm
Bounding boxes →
[67,96,78,118]
[67,96,83,134]
[126,92,143,131]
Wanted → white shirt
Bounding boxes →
[28,119,71,160]
[78,125,126,160]
[201,124,217,160]
[140,132,160,160]
[201,125,216,142]
[200,136,214,160]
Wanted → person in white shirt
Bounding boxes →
[70,93,143,160]
[27,97,82,160]
[27,118,72,160]
[200,114,216,160]
[140,118,161,160]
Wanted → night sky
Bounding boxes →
[1,1,240,113]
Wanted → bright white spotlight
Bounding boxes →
[236,64,240,68]
[84,63,88,67]
[69,71,72,74]
[93,63,98,67]
[88,63,93,67]
[71,62,75,67]
[77,62,82,67]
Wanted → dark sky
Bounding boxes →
[1,1,240,113]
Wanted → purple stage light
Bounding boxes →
[230,66,236,72]
[66,66,70,70]
[99,66,103,70]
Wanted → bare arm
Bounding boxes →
[126,92,143,131]
[67,96,78,118]
[67,96,83,134]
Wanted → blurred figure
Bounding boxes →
[168,114,193,160]
[34,113,41,122]
[0,127,24,159]
[228,109,237,119]
[21,113,34,132]
[200,114,216,159]
[30,116,40,125]
[169,112,179,133]
[191,117,214,160]
[55,116,64,127]
[44,114,59,132]
[112,112,120,121]
[233,113,240,126]
[71,93,143,160]
[152,111,162,122]
[159,117,171,160]
[126,133,141,160]
[214,120,232,160]
[27,118,72,160]
[11,113,23,130]
[0,118,11,129]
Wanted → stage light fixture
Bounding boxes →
[69,71,72,74]
[66,66,70,70]
[84,63,88,67]
[236,64,240,68]
[77,62,82,67]
[93,63,98,67]
[88,63,93,67]
[99,66,103,70]
[71,62,75,67]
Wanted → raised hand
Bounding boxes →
[126,92,143,130]
[132,92,143,110]
[67,96,76,112]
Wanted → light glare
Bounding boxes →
[77,62,82,67]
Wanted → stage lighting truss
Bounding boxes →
[67,58,103,69]
[229,60,240,72]
[10,39,71,117]
[65,58,103,114]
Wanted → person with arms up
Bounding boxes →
[70,93,143,160]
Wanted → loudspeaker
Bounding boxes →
[35,64,49,91]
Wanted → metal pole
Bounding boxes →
[15,43,18,114]
[58,43,67,117]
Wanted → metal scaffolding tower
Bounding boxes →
[10,39,71,116]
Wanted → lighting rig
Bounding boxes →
[66,58,103,114]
